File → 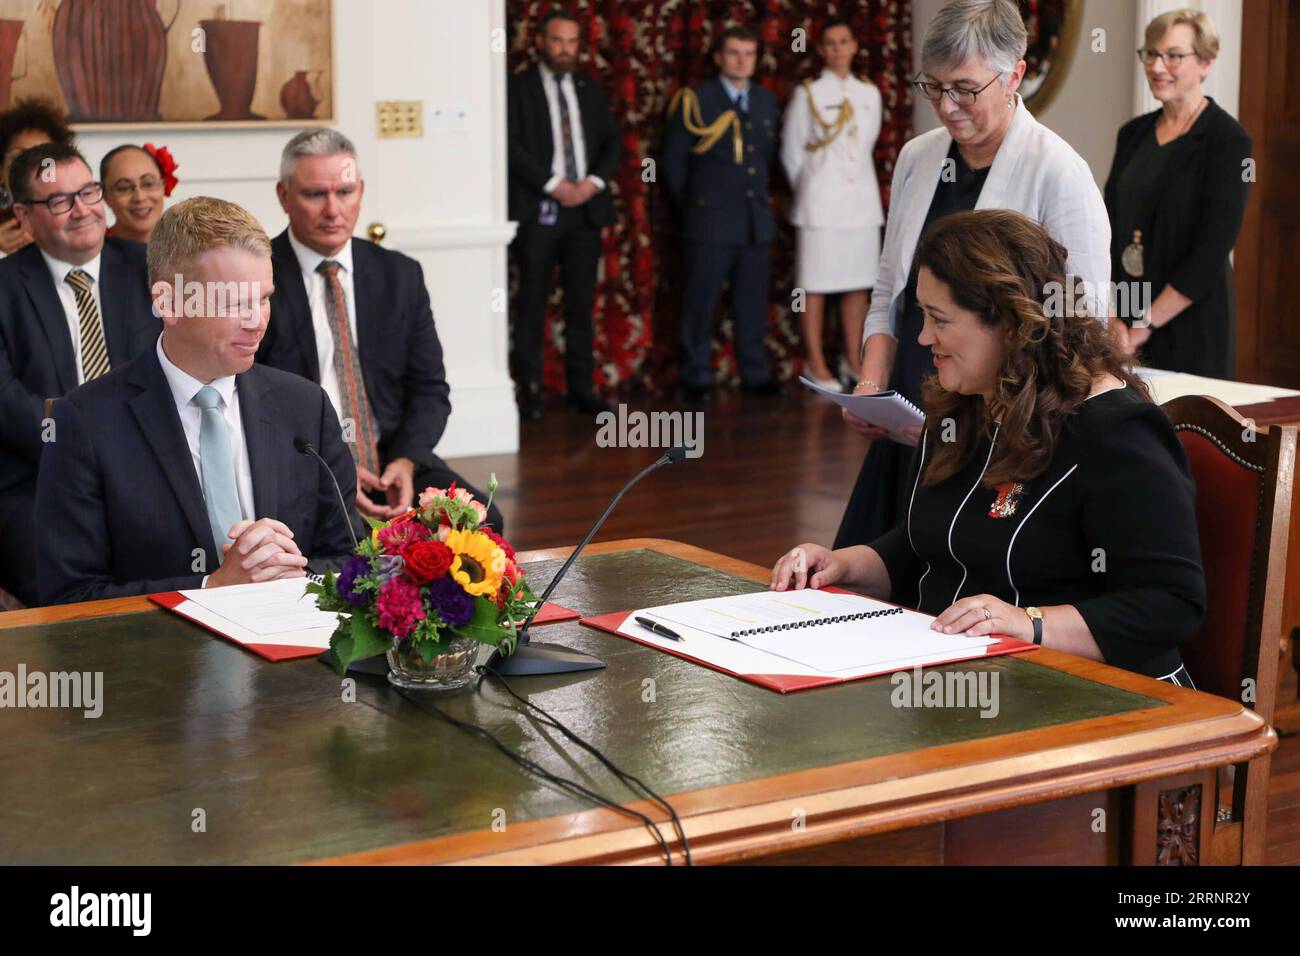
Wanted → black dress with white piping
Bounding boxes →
[869,385,1206,683]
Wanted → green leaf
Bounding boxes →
[453,596,507,646]
[349,613,392,661]
[362,515,388,533]
[328,613,392,674]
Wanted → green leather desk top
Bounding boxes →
[0,548,1161,864]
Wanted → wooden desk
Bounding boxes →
[0,539,1274,866]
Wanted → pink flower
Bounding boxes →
[418,486,449,510]
[375,576,427,639]
[376,515,431,555]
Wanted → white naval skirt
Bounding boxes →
[795,225,881,294]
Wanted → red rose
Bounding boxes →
[401,541,454,584]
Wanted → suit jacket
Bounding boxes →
[0,238,160,499]
[660,77,779,245]
[507,65,619,228]
[35,347,358,605]
[1103,98,1251,377]
[257,231,451,472]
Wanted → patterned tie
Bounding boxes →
[317,260,380,477]
[193,386,243,561]
[553,73,579,181]
[65,269,110,382]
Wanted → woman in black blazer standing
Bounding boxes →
[1104,9,1252,378]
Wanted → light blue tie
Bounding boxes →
[193,386,243,562]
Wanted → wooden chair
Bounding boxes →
[1163,394,1296,864]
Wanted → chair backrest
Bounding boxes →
[1163,395,1295,722]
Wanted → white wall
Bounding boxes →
[68,0,518,458]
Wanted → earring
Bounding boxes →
[1006,96,1014,109]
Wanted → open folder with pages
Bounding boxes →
[581,588,1038,693]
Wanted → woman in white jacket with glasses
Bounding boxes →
[833,0,1111,550]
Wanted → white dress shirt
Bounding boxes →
[286,229,358,426]
[42,248,104,385]
[155,334,256,531]
[782,71,885,230]
[863,95,1111,341]
[537,61,605,195]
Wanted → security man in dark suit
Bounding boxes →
[257,128,504,534]
[0,142,159,605]
[661,25,780,404]
[36,197,357,606]
[507,8,619,421]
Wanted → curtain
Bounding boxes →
[506,0,913,395]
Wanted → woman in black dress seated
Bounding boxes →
[771,210,1206,686]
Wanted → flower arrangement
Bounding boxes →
[308,477,536,677]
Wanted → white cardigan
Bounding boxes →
[863,96,1111,341]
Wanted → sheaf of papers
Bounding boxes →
[799,376,925,438]
[1138,368,1300,408]
[175,578,340,649]
[635,589,996,675]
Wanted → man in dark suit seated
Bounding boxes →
[507,8,619,421]
[35,197,358,606]
[661,25,780,404]
[0,142,159,605]
[257,128,504,533]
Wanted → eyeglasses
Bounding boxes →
[912,72,1002,106]
[19,182,105,215]
[1137,48,1194,68]
[109,176,163,198]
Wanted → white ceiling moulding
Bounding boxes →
[1133,0,1242,119]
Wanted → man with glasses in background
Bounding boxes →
[0,142,158,605]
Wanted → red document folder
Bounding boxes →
[151,590,580,663]
[580,589,1038,694]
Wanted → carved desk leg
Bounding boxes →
[1127,769,1218,865]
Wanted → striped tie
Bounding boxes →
[65,269,110,382]
[554,74,579,181]
[317,260,380,477]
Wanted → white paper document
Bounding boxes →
[637,590,997,675]
[1138,368,1300,407]
[799,376,924,438]
[174,578,339,649]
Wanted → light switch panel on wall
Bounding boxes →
[376,100,423,138]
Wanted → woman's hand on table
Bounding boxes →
[770,544,845,591]
[931,594,1034,642]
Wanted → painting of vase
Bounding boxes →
[199,17,263,120]
[0,19,23,111]
[1,0,333,126]
[52,0,175,121]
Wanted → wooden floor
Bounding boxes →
[447,386,1300,865]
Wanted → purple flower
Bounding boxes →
[336,555,371,607]
[427,576,474,627]
[372,554,405,585]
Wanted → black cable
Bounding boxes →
[394,686,677,865]
[478,664,693,866]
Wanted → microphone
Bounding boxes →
[294,435,359,551]
[489,446,691,676]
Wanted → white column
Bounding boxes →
[1133,0,1242,118]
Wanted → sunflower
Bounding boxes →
[445,529,506,597]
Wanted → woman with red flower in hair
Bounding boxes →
[100,143,179,243]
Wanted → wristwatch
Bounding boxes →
[1025,606,1044,645]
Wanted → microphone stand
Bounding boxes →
[488,448,686,676]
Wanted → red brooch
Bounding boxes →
[988,481,1024,518]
